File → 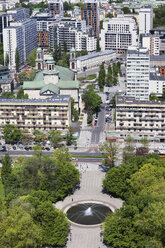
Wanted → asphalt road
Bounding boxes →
[0,150,103,162]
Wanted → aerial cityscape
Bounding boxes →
[0,0,165,247]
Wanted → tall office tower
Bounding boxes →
[0,12,9,42]
[3,19,37,70]
[48,0,63,18]
[100,17,138,52]
[7,8,30,21]
[126,46,150,101]
[139,6,153,36]
[81,0,100,38]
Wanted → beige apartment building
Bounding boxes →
[0,95,71,132]
[116,96,165,141]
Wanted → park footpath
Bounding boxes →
[55,162,123,248]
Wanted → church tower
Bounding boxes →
[36,47,44,70]
[69,47,76,71]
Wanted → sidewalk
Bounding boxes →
[55,163,123,248]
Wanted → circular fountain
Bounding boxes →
[66,202,112,226]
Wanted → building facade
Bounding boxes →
[81,0,100,37]
[142,34,160,55]
[7,8,30,21]
[0,95,71,132]
[139,6,153,36]
[126,46,150,101]
[3,18,37,70]
[48,0,63,18]
[116,95,165,141]
[70,50,116,72]
[0,12,9,42]
[100,17,138,52]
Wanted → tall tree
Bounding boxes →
[3,125,22,144]
[98,63,106,90]
[15,48,20,72]
[63,42,67,54]
[106,65,113,86]
[1,153,12,184]
[99,141,117,168]
[49,130,62,149]
[17,87,28,99]
[96,39,101,52]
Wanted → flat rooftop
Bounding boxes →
[0,95,70,104]
[116,95,165,106]
[76,50,115,61]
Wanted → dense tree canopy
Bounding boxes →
[154,6,165,27]
[3,125,22,144]
[103,153,165,247]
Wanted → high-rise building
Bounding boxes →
[81,0,100,38]
[142,34,160,55]
[3,19,37,70]
[139,6,153,36]
[126,46,150,101]
[100,17,138,53]
[48,0,63,18]
[7,8,30,21]
[0,12,9,42]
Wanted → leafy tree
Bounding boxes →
[100,20,103,30]
[15,47,20,72]
[106,65,113,86]
[106,13,113,18]
[1,153,12,184]
[82,87,102,114]
[53,45,61,62]
[98,63,106,90]
[121,7,131,14]
[26,48,37,67]
[63,1,73,10]
[66,127,74,146]
[64,41,67,53]
[76,50,88,57]
[162,87,165,100]
[57,53,70,68]
[1,92,15,99]
[0,203,42,248]
[49,130,62,148]
[33,201,69,247]
[96,38,101,52]
[99,141,117,168]
[33,144,43,160]
[154,6,165,28]
[71,97,79,121]
[17,87,28,99]
[33,130,46,143]
[3,125,22,144]
[110,93,119,107]
[150,92,159,101]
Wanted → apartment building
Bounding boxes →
[100,17,138,52]
[70,50,116,72]
[3,19,37,70]
[139,6,153,36]
[0,12,9,42]
[75,31,96,52]
[48,0,63,18]
[142,34,160,55]
[116,95,165,141]
[149,69,165,97]
[0,95,71,132]
[7,8,30,21]
[81,0,100,37]
[126,46,150,101]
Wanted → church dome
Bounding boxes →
[46,56,55,64]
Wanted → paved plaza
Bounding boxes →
[55,162,123,248]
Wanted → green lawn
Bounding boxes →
[78,74,96,81]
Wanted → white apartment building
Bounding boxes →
[3,19,37,70]
[75,31,97,52]
[126,46,150,101]
[100,17,138,52]
[116,95,165,141]
[149,69,165,97]
[142,34,160,55]
[70,50,116,72]
[139,6,153,36]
